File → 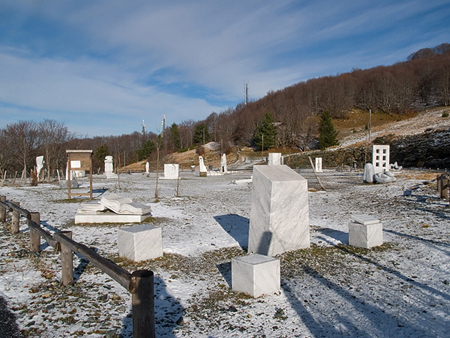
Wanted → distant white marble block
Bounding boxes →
[248,165,310,256]
[164,164,179,179]
[232,254,280,298]
[372,145,390,174]
[145,162,150,174]
[199,156,207,177]
[268,153,282,165]
[363,163,375,183]
[220,153,228,173]
[118,224,163,261]
[349,214,383,248]
[104,155,118,178]
[36,156,44,179]
[315,157,323,172]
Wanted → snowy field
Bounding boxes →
[1,167,449,337]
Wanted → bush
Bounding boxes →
[442,111,449,117]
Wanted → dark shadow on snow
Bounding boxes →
[120,275,184,338]
[214,214,249,251]
[316,228,349,245]
[216,262,232,287]
[0,295,24,338]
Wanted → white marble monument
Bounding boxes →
[118,224,163,261]
[220,153,228,173]
[164,164,179,179]
[36,156,44,180]
[145,162,150,174]
[104,155,117,178]
[232,254,280,298]
[372,145,390,174]
[315,157,323,172]
[248,165,310,256]
[349,214,383,248]
[199,156,207,177]
[75,193,152,224]
[268,153,282,165]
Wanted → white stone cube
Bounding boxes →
[118,224,163,261]
[349,220,383,248]
[248,165,310,256]
[268,153,282,165]
[232,254,280,298]
[164,164,179,179]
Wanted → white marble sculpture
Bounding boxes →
[36,156,44,180]
[372,145,390,173]
[104,156,117,178]
[220,153,228,173]
[363,163,375,183]
[164,164,179,179]
[248,165,310,256]
[199,156,207,177]
[232,254,280,298]
[118,224,163,261]
[145,162,150,174]
[268,153,282,165]
[315,157,323,172]
[75,193,152,224]
[349,214,383,248]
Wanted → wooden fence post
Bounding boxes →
[55,231,74,286]
[29,212,41,252]
[11,201,20,234]
[0,196,6,222]
[130,270,155,338]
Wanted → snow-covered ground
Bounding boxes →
[1,168,449,337]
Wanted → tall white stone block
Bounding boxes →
[372,145,390,174]
[268,153,282,165]
[315,157,323,172]
[232,254,280,298]
[248,165,310,256]
[348,214,383,248]
[164,164,179,179]
[104,155,117,178]
[220,153,228,173]
[118,224,163,261]
[199,156,207,177]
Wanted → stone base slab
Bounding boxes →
[75,212,151,224]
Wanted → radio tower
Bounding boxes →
[245,81,249,105]
[161,114,166,137]
[142,120,146,138]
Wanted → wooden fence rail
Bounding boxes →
[0,195,155,338]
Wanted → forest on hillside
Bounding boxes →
[1,43,449,176]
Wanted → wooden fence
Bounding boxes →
[0,195,155,338]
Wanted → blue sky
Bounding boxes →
[0,0,449,137]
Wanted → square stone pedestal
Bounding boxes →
[232,254,280,298]
[349,214,383,248]
[118,224,163,261]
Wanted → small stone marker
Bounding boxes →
[315,157,323,172]
[232,254,280,298]
[118,224,163,261]
[268,153,282,165]
[349,214,383,248]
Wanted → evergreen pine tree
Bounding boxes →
[169,123,181,150]
[318,110,339,150]
[193,123,210,144]
[253,112,277,150]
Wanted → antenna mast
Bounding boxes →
[245,81,249,105]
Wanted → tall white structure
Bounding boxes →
[372,145,390,173]
[315,157,323,173]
